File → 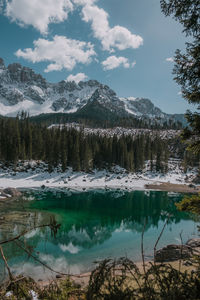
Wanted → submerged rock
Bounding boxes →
[155,244,193,262]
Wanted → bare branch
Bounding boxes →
[141,218,147,274]
[0,246,14,281]
[154,217,169,263]
[179,230,183,272]
[14,240,88,278]
[0,223,51,246]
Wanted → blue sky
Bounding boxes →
[0,0,194,113]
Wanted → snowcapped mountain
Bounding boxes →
[0,58,185,125]
[120,97,165,118]
[0,58,105,116]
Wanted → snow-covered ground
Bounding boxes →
[50,123,180,140]
[0,160,197,191]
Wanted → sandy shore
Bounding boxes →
[145,182,199,194]
[38,259,197,288]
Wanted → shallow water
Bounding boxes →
[0,189,199,281]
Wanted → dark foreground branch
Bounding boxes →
[0,246,14,281]
[14,240,88,279]
[0,223,51,246]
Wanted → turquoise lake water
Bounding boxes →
[0,189,199,280]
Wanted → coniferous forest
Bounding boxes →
[29,110,183,130]
[0,114,198,173]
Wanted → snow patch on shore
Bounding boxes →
[0,160,197,190]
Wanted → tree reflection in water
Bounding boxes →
[0,190,197,281]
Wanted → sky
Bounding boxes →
[0,0,194,113]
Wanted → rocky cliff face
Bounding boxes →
[0,58,111,116]
[121,97,164,117]
[0,58,185,125]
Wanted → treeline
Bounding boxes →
[30,111,183,130]
[0,115,171,173]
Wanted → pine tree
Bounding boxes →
[61,130,67,172]
[161,0,200,154]
[81,139,93,171]
[163,143,169,173]
[150,152,154,172]
[155,138,163,172]
[72,134,81,171]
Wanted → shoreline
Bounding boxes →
[0,168,199,194]
[22,182,200,194]
[37,259,197,288]
[145,182,200,194]
[1,174,199,289]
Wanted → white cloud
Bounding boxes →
[82,4,109,41]
[73,0,96,5]
[5,0,73,34]
[102,55,131,70]
[15,35,96,72]
[166,57,174,62]
[66,72,88,83]
[102,26,143,51]
[78,2,143,52]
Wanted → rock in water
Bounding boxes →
[155,244,193,262]
[186,238,200,248]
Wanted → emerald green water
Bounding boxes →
[0,190,198,280]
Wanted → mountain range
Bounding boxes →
[0,58,186,126]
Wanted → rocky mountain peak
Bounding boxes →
[90,86,116,102]
[56,80,79,93]
[80,79,101,88]
[88,86,126,115]
[0,61,47,87]
[134,98,163,116]
[0,58,5,70]
[0,58,185,126]
[7,62,22,71]
[121,97,164,117]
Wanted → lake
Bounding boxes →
[0,189,198,281]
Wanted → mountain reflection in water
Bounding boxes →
[0,190,198,281]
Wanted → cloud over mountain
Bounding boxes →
[16,35,96,72]
[102,56,131,70]
[66,72,88,83]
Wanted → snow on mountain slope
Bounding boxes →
[0,58,106,116]
[120,97,165,118]
[0,58,185,124]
